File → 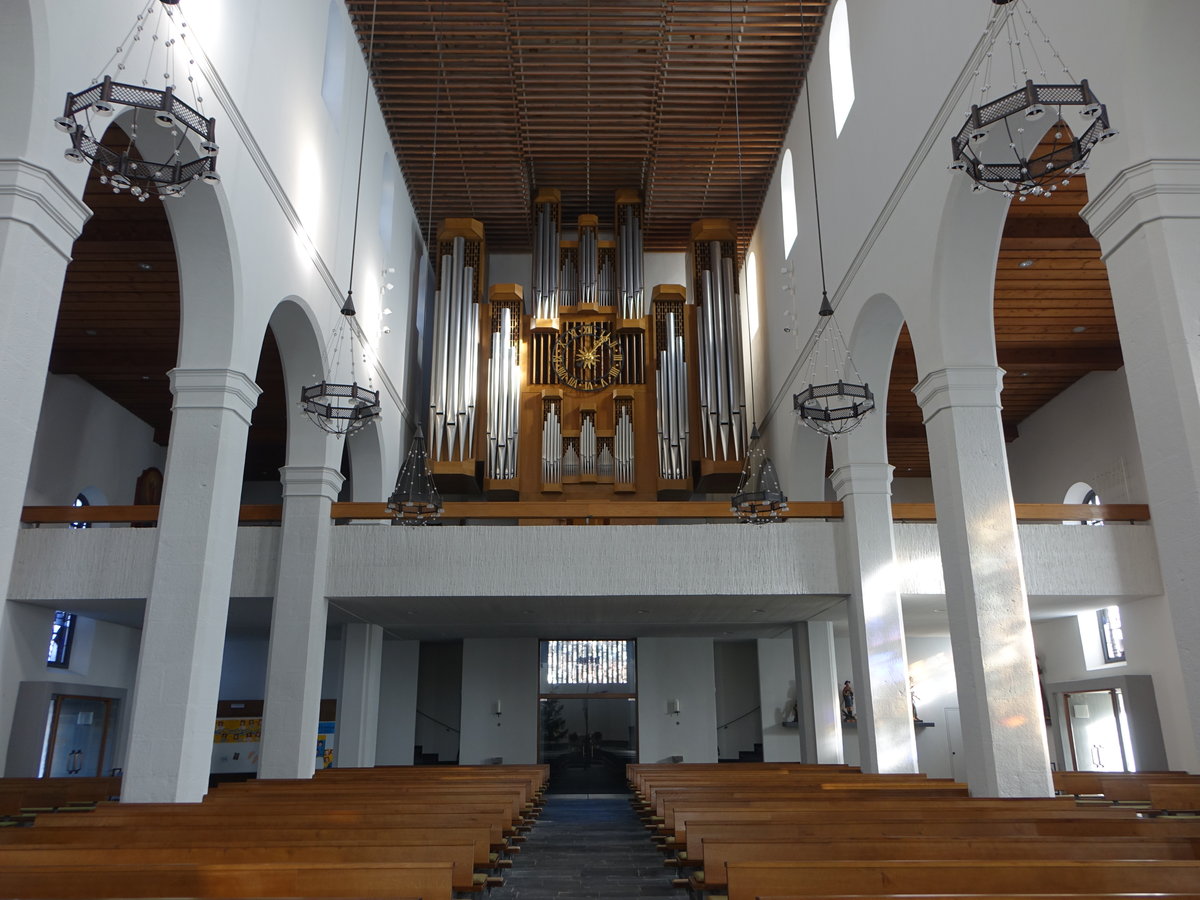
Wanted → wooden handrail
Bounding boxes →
[19,501,1151,525]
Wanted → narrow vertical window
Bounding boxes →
[780,150,798,256]
[379,153,396,250]
[47,611,76,668]
[829,0,855,137]
[746,251,760,340]
[321,0,347,125]
[1098,606,1125,663]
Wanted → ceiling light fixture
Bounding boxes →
[54,0,219,201]
[1018,259,1035,268]
[300,0,382,437]
[387,424,443,525]
[727,0,788,524]
[792,88,874,435]
[949,0,1116,199]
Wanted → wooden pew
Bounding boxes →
[0,860,455,900]
[1152,781,1200,814]
[722,859,1200,900]
[0,776,120,817]
[692,836,1200,893]
[0,842,485,894]
[673,815,1200,866]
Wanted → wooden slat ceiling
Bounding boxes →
[885,133,1122,479]
[346,0,830,252]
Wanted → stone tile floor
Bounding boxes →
[489,794,679,899]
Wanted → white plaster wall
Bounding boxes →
[376,638,419,766]
[459,638,538,765]
[637,637,718,764]
[906,634,959,779]
[832,631,860,767]
[758,636,802,762]
[1007,370,1148,504]
[714,640,761,760]
[24,374,166,507]
[891,479,934,504]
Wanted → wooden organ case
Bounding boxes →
[426,194,748,511]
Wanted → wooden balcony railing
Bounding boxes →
[19,501,1151,527]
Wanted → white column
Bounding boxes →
[336,622,384,768]
[1082,159,1200,771]
[376,639,420,765]
[0,160,90,774]
[915,367,1052,796]
[121,368,260,802]
[830,462,918,774]
[258,465,343,779]
[794,620,842,764]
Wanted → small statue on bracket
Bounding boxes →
[841,680,856,722]
[910,676,922,722]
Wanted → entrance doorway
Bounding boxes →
[538,640,637,793]
[1063,688,1136,772]
[41,695,116,777]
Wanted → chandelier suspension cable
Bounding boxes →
[346,0,380,309]
[425,3,442,251]
[804,86,828,315]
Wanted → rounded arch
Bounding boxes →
[0,0,38,159]
[264,296,337,472]
[926,175,1009,371]
[100,107,241,370]
[832,292,906,466]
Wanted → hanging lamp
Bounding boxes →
[792,87,874,435]
[949,0,1116,199]
[54,0,220,200]
[387,425,443,525]
[387,5,445,525]
[300,0,382,437]
[724,0,788,523]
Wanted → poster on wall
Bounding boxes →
[212,717,262,774]
[317,721,336,769]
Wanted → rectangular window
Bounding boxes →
[321,0,347,125]
[1098,605,1125,663]
[47,611,76,668]
[540,640,636,693]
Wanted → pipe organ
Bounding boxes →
[425,201,749,508]
[691,219,747,486]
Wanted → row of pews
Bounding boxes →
[629,762,1200,900]
[0,764,548,899]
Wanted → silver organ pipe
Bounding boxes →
[562,441,580,479]
[614,398,635,485]
[579,411,597,476]
[428,221,484,462]
[598,242,617,307]
[486,304,520,480]
[692,221,747,463]
[578,215,599,306]
[598,441,614,480]
[616,190,645,319]
[532,189,561,320]
[653,298,689,481]
[541,397,562,487]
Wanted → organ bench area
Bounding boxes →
[426,190,750,509]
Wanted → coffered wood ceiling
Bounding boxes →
[46,4,1122,490]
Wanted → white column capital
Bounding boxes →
[0,158,92,260]
[828,463,893,501]
[168,368,261,426]
[913,367,1004,422]
[280,465,344,502]
[1082,158,1200,257]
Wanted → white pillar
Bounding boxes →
[830,462,918,774]
[121,368,260,802]
[258,465,343,779]
[376,639,420,766]
[915,367,1052,796]
[1082,159,1200,771]
[0,160,90,773]
[336,622,384,768]
[794,620,842,764]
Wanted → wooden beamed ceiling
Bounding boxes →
[346,0,830,252]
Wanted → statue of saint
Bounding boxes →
[841,680,855,722]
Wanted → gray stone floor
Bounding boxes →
[489,794,679,899]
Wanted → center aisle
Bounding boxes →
[491,794,677,899]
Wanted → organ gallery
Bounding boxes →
[425,189,750,503]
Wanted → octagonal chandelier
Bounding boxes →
[949,0,1116,200]
[54,0,219,201]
